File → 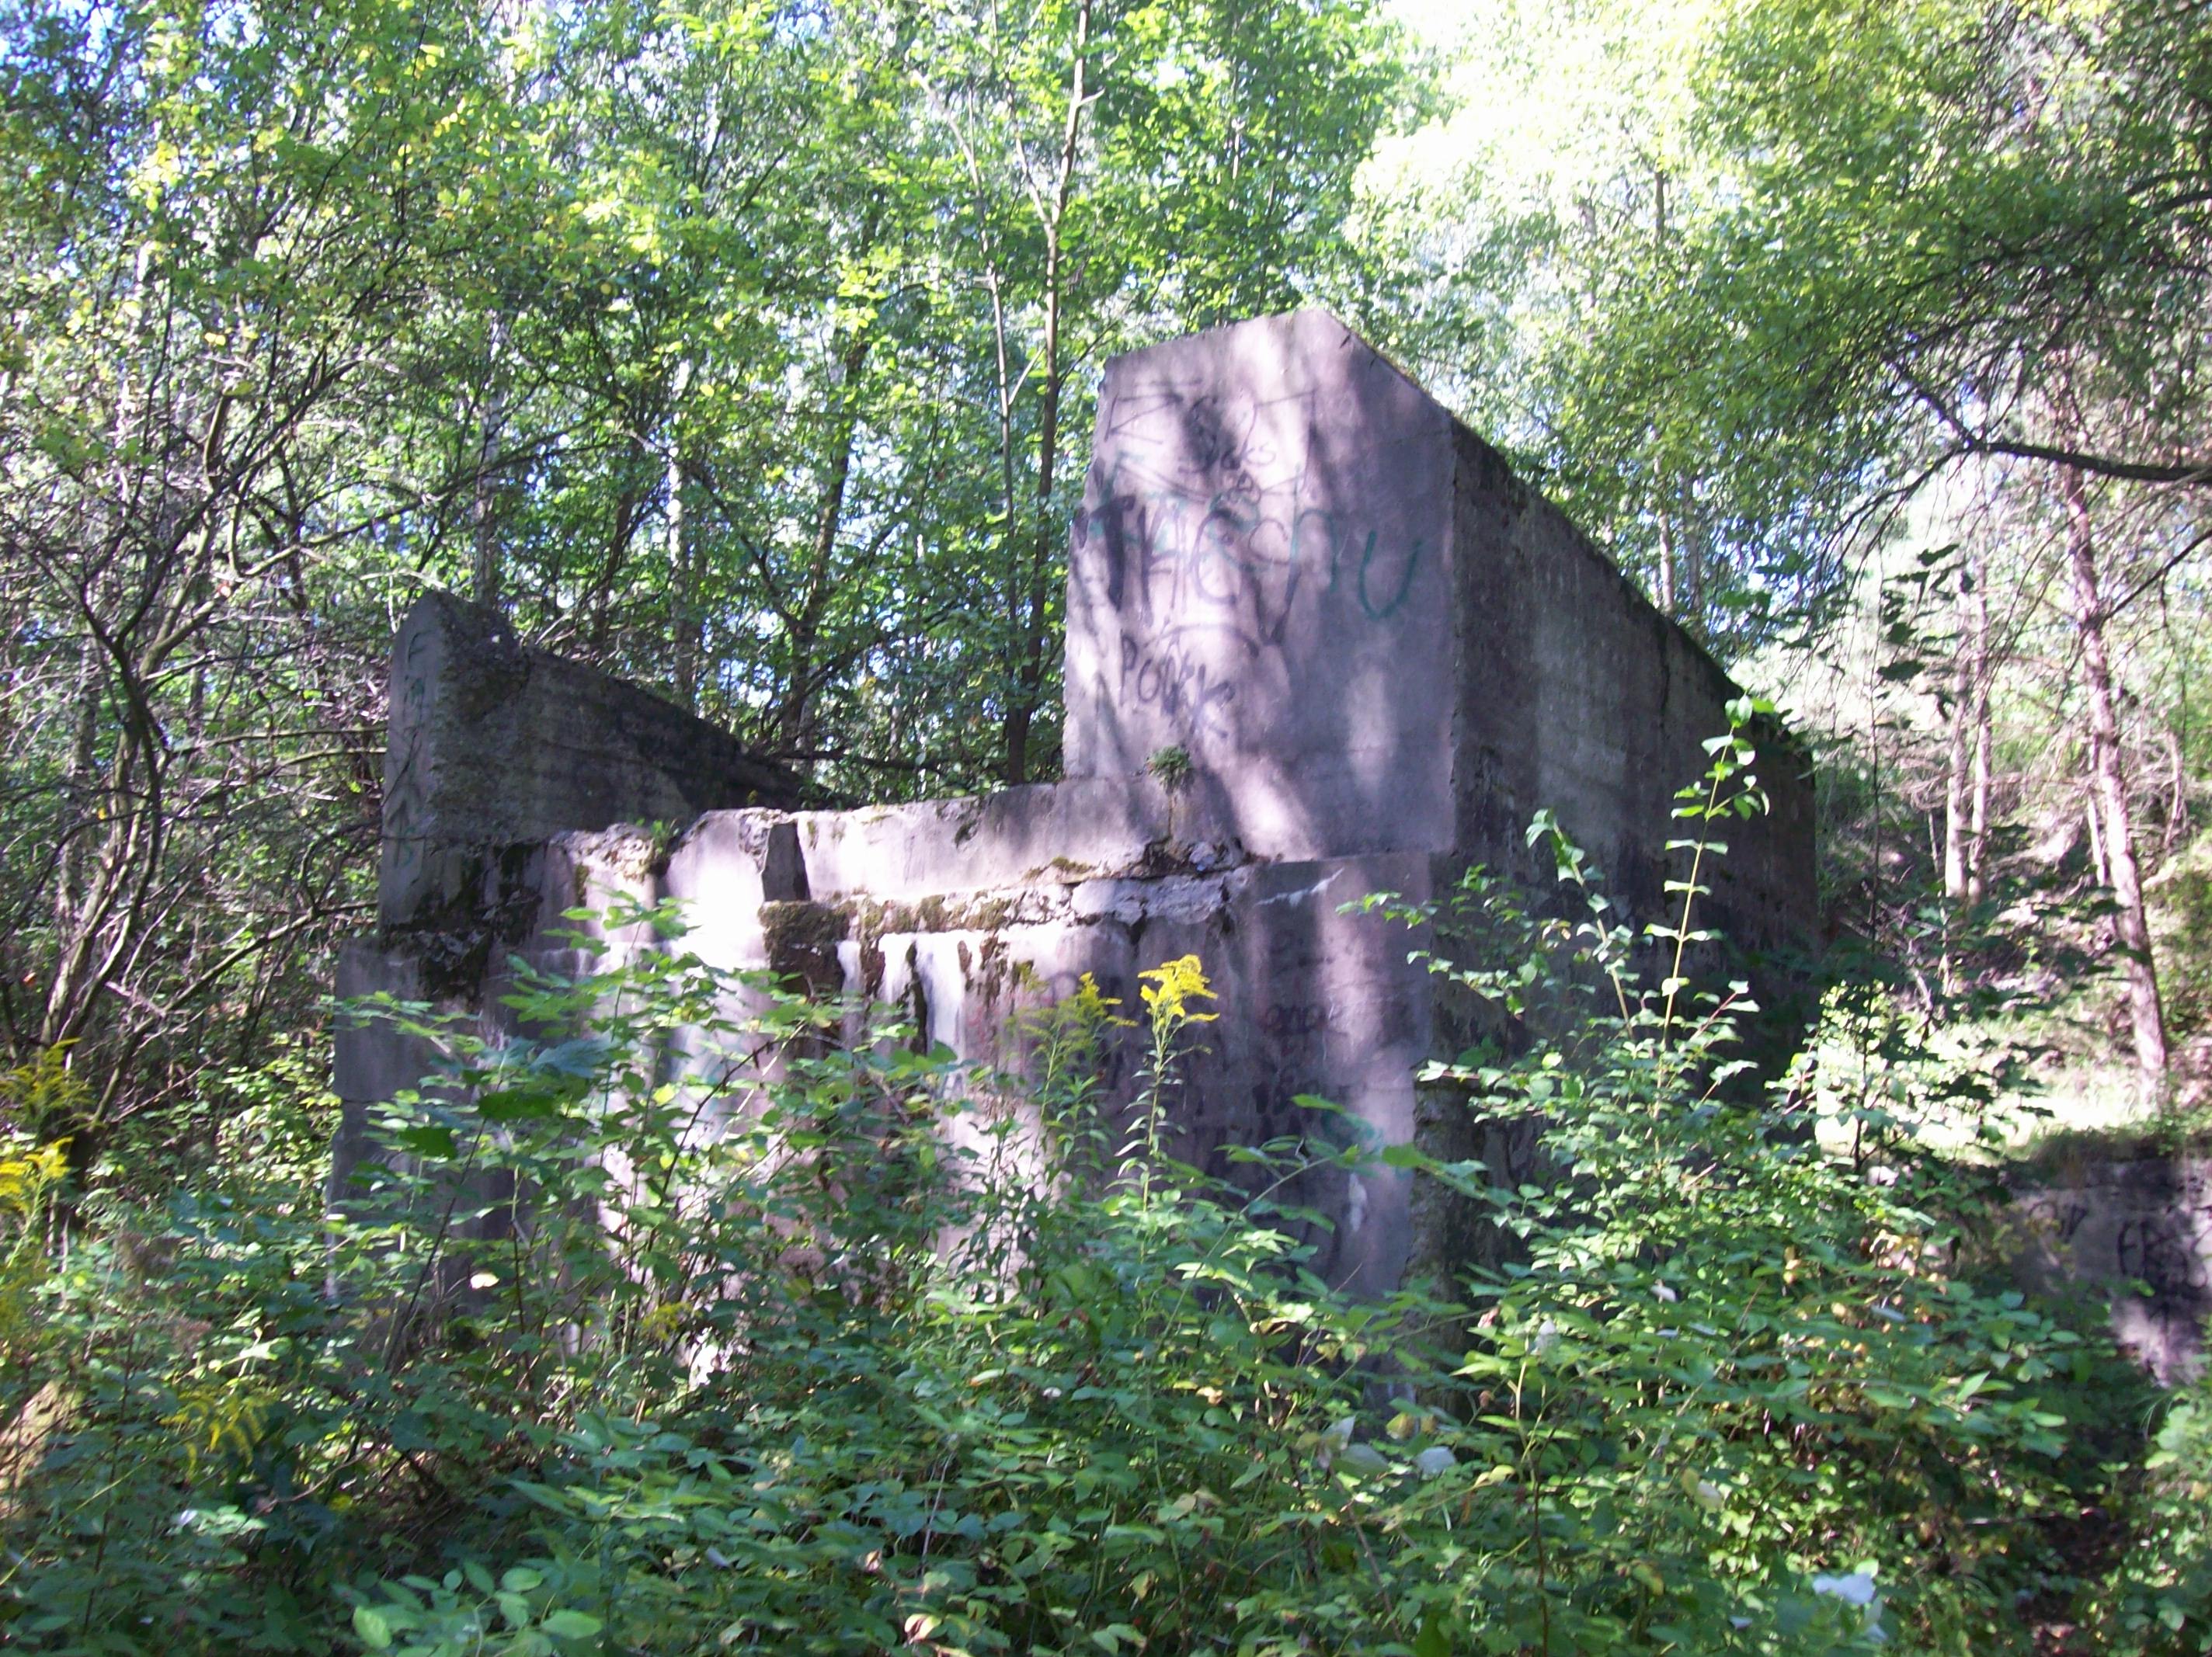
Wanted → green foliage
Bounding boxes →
[0,911,1425,1653]
[2095,1376,2212,1650]
[2151,835,2212,1046]
[1358,702,2137,1652]
[1362,0,2210,652]
[1146,745,1195,790]
[0,707,2168,1655]
[5,4,2207,1645]
[0,1047,92,1144]
[0,1131,67,1377]
[0,0,1408,1151]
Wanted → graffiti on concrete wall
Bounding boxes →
[2016,1160,2212,1380]
[1076,384,1426,749]
[382,625,436,881]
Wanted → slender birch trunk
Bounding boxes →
[1943,610,1973,901]
[1965,549,1993,907]
[2163,724,2190,854]
[1002,0,1093,786]
[2061,464,2168,1088]
[1944,552,1995,905]
[779,329,872,756]
[471,311,509,608]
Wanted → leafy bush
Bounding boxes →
[0,707,2162,1653]
[1358,706,2139,1654]
[2092,1370,2212,1651]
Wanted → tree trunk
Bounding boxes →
[1945,551,1995,905]
[1684,512,1706,637]
[1965,549,1993,907]
[778,329,873,758]
[1943,609,1972,901]
[1003,0,1092,787]
[589,478,644,651]
[2062,464,2168,1089]
[667,359,698,709]
[471,310,510,608]
[2163,723,2190,854]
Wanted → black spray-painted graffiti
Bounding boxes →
[1078,387,1427,648]
[381,627,435,878]
[1117,628,1248,740]
[1081,457,1423,639]
[2116,1213,2211,1297]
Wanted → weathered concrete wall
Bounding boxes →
[380,593,809,926]
[1063,311,1814,947]
[336,310,1818,1297]
[1066,311,1458,861]
[1445,426,1815,952]
[409,811,1438,1294]
[2012,1156,2212,1383]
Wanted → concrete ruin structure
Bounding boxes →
[2012,1154,2212,1383]
[336,310,1817,1294]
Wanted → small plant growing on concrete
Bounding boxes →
[1146,743,1194,790]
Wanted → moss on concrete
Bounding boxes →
[760,900,848,997]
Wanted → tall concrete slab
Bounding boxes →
[1066,311,1457,862]
[1444,431,1814,948]
[1063,311,1814,950]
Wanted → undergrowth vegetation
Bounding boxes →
[0,718,2198,1654]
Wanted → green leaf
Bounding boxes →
[478,1089,565,1122]
[1413,1608,1452,1657]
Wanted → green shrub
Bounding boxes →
[0,703,2157,1653]
[1357,703,2138,1654]
[2091,1370,2212,1651]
